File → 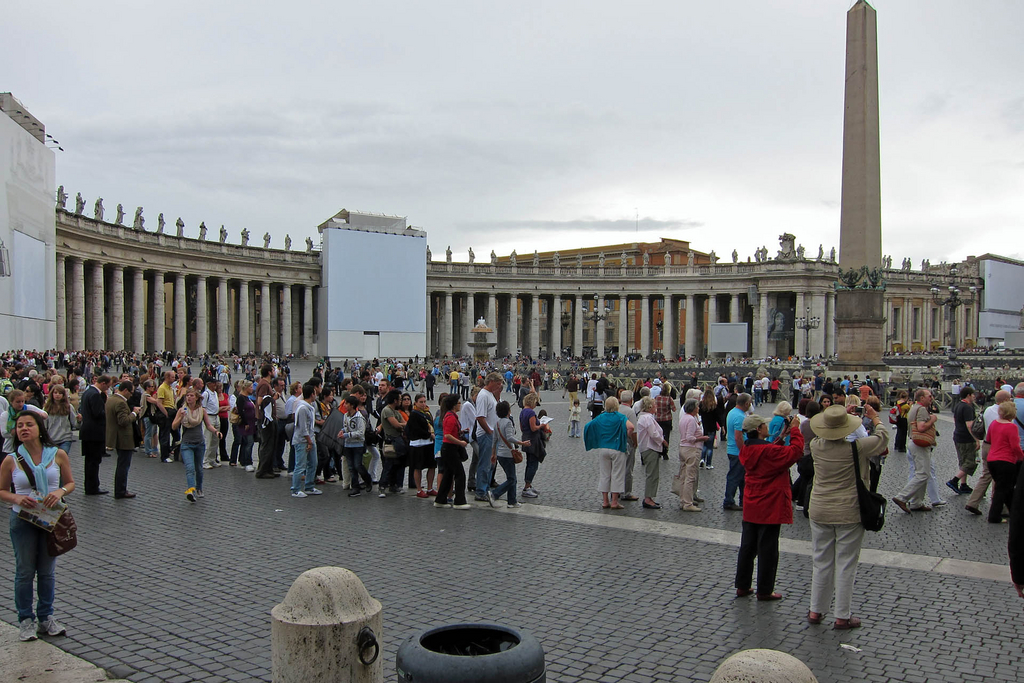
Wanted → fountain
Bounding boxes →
[468,316,497,364]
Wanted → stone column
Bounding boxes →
[216,278,229,353]
[260,283,271,353]
[663,295,675,360]
[174,273,186,353]
[825,292,836,357]
[110,265,125,351]
[90,262,105,350]
[529,295,540,357]
[573,294,583,357]
[510,294,520,356]
[596,295,606,359]
[759,292,769,358]
[152,271,165,352]
[464,294,475,357]
[281,285,293,356]
[303,285,314,355]
[196,276,208,355]
[487,293,496,331]
[903,296,911,348]
[707,294,717,357]
[548,295,559,358]
[639,295,650,358]
[442,291,453,357]
[809,293,826,357]
[70,258,85,350]
[729,293,740,323]
[618,297,628,357]
[684,294,696,359]
[239,281,251,355]
[795,291,807,357]
[132,269,145,354]
[55,256,66,349]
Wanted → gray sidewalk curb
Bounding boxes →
[0,621,131,683]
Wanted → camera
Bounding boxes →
[853,406,864,416]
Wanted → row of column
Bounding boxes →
[429,290,837,359]
[887,296,972,350]
[56,255,317,355]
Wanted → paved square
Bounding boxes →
[2,379,1021,682]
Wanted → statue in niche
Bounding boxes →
[133,207,144,230]
[305,236,313,252]
[687,251,695,267]
[445,245,452,263]
[157,213,165,234]
[829,247,835,262]
[115,204,125,225]
[240,228,250,246]
[94,197,104,221]
[57,185,67,209]
[709,250,718,264]
[552,251,560,268]
[199,222,208,240]
[533,250,539,267]
[74,192,85,215]
[509,250,517,267]
[426,246,432,262]
[219,225,228,243]
[643,251,650,266]
[468,247,475,264]
[621,250,628,267]
[263,232,271,248]
[732,249,738,263]
[598,251,606,268]
[490,250,497,265]
[175,217,184,237]
[817,245,824,261]
[284,234,292,250]
[796,244,805,259]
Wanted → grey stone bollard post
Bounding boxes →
[271,566,383,683]
[709,649,818,683]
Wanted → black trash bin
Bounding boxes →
[396,623,545,683]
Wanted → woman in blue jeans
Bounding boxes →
[698,389,719,469]
[231,382,257,470]
[488,401,528,508]
[172,389,219,502]
[0,411,75,641]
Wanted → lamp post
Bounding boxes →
[795,307,820,368]
[930,263,976,380]
[560,310,572,357]
[585,294,611,359]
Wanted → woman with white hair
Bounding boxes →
[806,404,888,630]
[635,397,667,509]
[584,396,633,510]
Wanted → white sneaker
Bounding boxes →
[19,618,37,641]
[202,464,214,470]
[291,491,308,498]
[37,617,66,637]
[213,461,223,467]
[244,465,255,472]
[306,488,323,496]
[508,502,523,508]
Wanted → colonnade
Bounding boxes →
[427,289,838,360]
[55,255,317,355]
[885,295,974,352]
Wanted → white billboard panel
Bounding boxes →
[709,323,748,353]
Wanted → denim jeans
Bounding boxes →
[10,512,57,621]
[474,432,494,495]
[144,418,159,456]
[291,441,318,493]
[343,446,373,490]
[753,388,763,407]
[180,441,205,491]
[701,441,715,467]
[525,453,540,486]
[723,453,745,506]
[56,441,73,456]
[236,433,254,467]
[490,457,518,504]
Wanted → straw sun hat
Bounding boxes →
[809,405,862,440]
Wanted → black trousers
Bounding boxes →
[380,456,406,492]
[114,448,133,497]
[218,417,229,460]
[255,421,278,477]
[434,446,467,506]
[735,521,781,595]
[989,461,1020,523]
[82,440,105,494]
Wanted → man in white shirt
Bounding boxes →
[462,387,480,491]
[473,373,502,500]
[650,379,662,399]
[201,380,222,469]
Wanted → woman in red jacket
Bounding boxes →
[734,413,804,600]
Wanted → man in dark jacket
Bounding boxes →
[105,380,141,499]
[80,375,111,495]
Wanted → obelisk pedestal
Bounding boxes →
[832,0,887,374]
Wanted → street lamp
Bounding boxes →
[585,294,611,358]
[795,307,820,367]
[930,263,976,379]
[560,310,572,357]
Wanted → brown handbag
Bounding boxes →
[16,452,78,557]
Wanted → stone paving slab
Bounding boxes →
[0,621,131,682]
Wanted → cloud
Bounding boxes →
[457,217,703,234]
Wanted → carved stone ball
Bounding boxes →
[709,649,818,683]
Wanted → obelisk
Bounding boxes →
[833,0,886,373]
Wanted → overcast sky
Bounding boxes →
[5,0,1023,264]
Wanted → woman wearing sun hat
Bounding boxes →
[806,404,889,630]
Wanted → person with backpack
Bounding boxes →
[946,387,980,496]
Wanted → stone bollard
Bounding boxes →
[271,567,383,683]
[709,649,818,683]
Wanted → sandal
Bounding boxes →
[807,611,823,624]
[601,503,610,509]
[609,504,625,510]
[756,592,783,601]
[833,617,862,630]
[620,494,640,501]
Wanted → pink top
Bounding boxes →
[987,421,1024,464]
[678,412,703,448]
[635,412,664,452]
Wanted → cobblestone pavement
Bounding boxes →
[1,378,1021,682]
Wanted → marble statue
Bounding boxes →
[709,250,718,264]
[219,225,228,243]
[445,245,452,263]
[687,251,695,267]
[510,250,517,267]
[576,253,583,268]
[94,197,104,221]
[116,204,125,225]
[732,249,738,264]
[490,250,497,265]
[817,245,824,261]
[157,213,165,234]
[666,253,672,266]
[922,259,930,271]
[133,207,144,230]
[796,244,805,259]
[263,232,271,248]
[426,246,432,262]
[643,251,650,266]
[240,228,250,246]
[477,316,486,327]
[552,251,560,268]
[777,233,796,260]
[57,185,67,209]
[598,251,605,267]
[829,247,835,262]
[468,247,475,264]
[754,249,761,263]
[533,250,539,267]
[621,251,628,267]
[199,222,208,240]
[175,217,184,237]
[75,192,85,215]
[305,236,313,252]
[284,234,292,250]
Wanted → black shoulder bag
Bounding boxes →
[851,440,886,532]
